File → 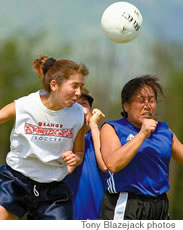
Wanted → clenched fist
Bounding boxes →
[89,108,105,125]
[140,118,158,139]
[62,151,80,174]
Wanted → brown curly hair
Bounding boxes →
[32,55,89,92]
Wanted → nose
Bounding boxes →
[143,99,152,108]
[75,87,81,97]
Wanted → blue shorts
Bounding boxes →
[0,165,73,219]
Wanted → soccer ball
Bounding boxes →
[101,1,143,43]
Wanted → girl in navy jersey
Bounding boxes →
[0,55,89,219]
[100,75,183,220]
[64,88,107,220]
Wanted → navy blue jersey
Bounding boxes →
[105,118,173,197]
[64,131,107,220]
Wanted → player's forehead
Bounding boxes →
[129,86,156,103]
[134,86,155,96]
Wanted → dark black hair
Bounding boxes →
[121,75,164,118]
[81,94,94,107]
[42,58,56,75]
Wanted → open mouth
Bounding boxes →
[142,112,152,118]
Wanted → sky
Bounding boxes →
[0,0,183,99]
[0,0,183,43]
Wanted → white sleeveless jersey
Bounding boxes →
[6,90,84,183]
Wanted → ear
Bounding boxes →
[50,80,58,91]
[123,103,129,113]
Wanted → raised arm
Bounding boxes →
[100,119,158,173]
[89,108,107,173]
[0,102,16,124]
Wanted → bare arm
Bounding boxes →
[172,133,183,165]
[100,119,158,173]
[0,102,16,124]
[89,109,107,172]
[62,118,86,174]
[72,118,86,164]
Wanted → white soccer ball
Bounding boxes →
[101,1,143,43]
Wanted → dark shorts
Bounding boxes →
[101,191,170,220]
[0,165,73,220]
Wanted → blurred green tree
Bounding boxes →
[153,40,183,219]
[0,36,38,163]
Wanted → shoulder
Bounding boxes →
[157,121,169,129]
[15,91,38,104]
[102,118,126,128]
[66,103,84,126]
[71,103,84,117]
[14,91,40,114]
[73,102,83,112]
[101,119,122,134]
[156,121,173,137]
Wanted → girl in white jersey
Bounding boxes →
[0,55,88,219]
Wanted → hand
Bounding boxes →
[139,119,158,139]
[62,151,80,174]
[62,151,79,166]
[89,108,105,125]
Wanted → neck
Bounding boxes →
[126,118,141,129]
[40,94,64,111]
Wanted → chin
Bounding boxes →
[66,104,73,108]
[66,101,75,107]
